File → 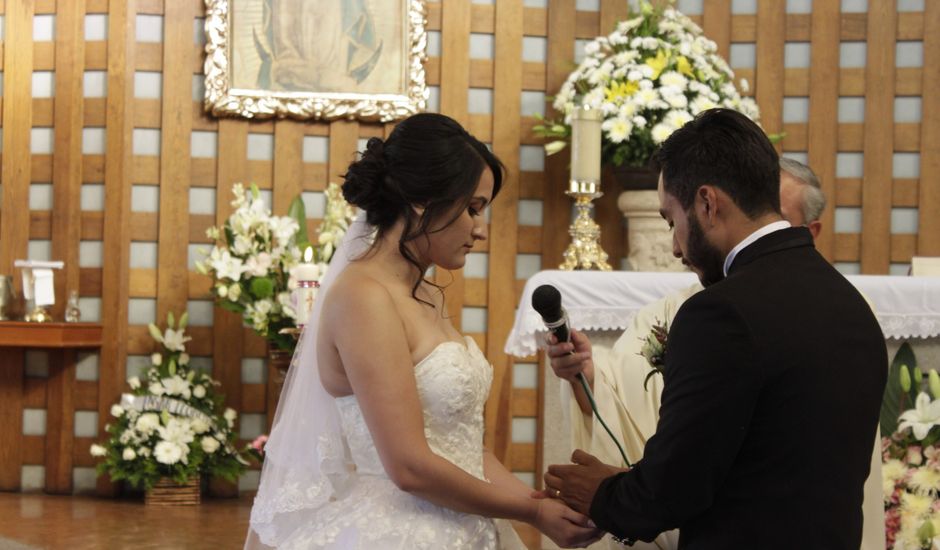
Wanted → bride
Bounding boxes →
[245,113,601,549]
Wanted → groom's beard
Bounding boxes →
[686,212,725,287]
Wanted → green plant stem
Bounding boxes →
[578,374,632,468]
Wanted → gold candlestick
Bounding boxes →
[560,106,612,271]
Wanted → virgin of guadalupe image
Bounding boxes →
[231,0,403,95]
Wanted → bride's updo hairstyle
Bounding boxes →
[342,112,504,302]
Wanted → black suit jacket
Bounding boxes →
[590,227,887,549]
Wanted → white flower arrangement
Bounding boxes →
[196,182,356,351]
[90,313,252,490]
[535,1,762,168]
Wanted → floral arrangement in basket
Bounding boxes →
[880,343,940,550]
[534,0,761,168]
[195,182,356,351]
[90,312,252,490]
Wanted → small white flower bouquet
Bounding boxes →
[535,0,761,168]
[195,182,356,351]
[90,312,251,490]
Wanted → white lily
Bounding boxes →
[162,328,191,352]
[898,392,940,440]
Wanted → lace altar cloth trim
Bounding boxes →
[505,271,940,357]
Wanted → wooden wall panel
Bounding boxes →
[437,0,472,330]
[156,0,193,321]
[860,0,896,274]
[918,3,940,256]
[0,0,35,493]
[97,0,136,496]
[485,0,522,464]
[807,0,841,260]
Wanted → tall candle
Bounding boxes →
[291,247,320,328]
[570,105,602,183]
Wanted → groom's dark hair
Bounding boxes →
[654,108,781,219]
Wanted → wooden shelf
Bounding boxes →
[0,322,103,349]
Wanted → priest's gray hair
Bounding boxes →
[780,157,826,223]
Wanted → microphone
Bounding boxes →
[531,284,570,345]
[531,283,632,467]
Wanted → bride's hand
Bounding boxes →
[533,497,604,548]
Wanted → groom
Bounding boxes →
[543,109,887,549]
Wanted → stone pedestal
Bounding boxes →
[617,190,685,272]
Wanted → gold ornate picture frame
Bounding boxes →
[204,0,428,122]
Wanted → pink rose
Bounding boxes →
[252,434,269,454]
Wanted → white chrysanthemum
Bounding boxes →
[154,441,184,465]
[148,382,165,396]
[135,412,161,435]
[901,491,933,517]
[128,376,141,390]
[151,353,162,366]
[690,95,718,115]
[619,102,638,118]
[90,444,107,457]
[665,109,693,129]
[191,417,210,434]
[633,115,648,129]
[110,404,124,418]
[651,123,674,144]
[909,467,940,496]
[224,408,237,421]
[884,459,907,483]
[228,284,241,301]
[659,71,688,90]
[627,69,643,82]
[231,233,254,256]
[179,353,190,366]
[632,88,660,109]
[138,447,151,457]
[122,448,136,461]
[201,436,221,454]
[193,385,206,399]
[664,92,689,110]
[119,430,135,445]
[605,118,633,144]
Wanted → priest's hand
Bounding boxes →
[543,449,627,515]
[547,329,594,386]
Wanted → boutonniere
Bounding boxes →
[639,320,668,390]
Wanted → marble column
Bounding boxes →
[618,190,686,272]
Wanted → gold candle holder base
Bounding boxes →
[24,306,53,323]
[560,180,613,271]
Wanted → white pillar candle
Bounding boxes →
[291,247,321,327]
[570,105,602,183]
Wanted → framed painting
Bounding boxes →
[204,0,428,122]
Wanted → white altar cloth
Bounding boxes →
[506,270,940,357]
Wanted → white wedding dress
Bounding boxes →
[258,337,525,549]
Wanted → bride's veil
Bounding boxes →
[245,212,373,549]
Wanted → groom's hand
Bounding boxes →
[544,449,626,515]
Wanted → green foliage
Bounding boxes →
[880,342,918,436]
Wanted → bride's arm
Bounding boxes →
[482,450,532,498]
[324,280,598,546]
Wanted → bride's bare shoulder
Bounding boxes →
[322,264,396,316]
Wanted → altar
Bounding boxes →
[507,270,940,550]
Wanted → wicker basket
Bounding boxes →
[145,476,201,506]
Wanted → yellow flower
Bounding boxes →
[676,56,694,77]
[604,81,639,102]
[645,49,669,80]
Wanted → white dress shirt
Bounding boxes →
[722,220,792,277]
